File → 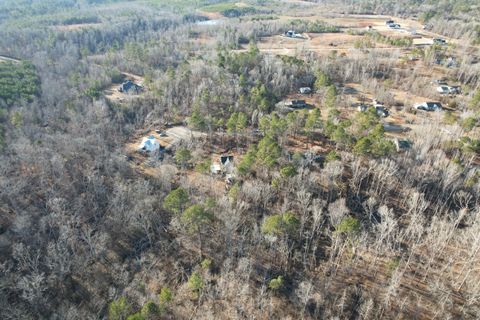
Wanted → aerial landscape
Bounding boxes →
[1,0,480,319]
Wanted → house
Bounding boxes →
[448,86,461,94]
[432,78,447,85]
[358,104,389,117]
[436,85,460,95]
[394,139,412,152]
[433,38,446,45]
[220,155,234,166]
[210,155,234,174]
[138,135,161,152]
[437,86,450,94]
[375,105,389,117]
[299,87,312,94]
[446,57,457,68]
[119,80,142,94]
[284,30,304,39]
[414,102,442,111]
[423,24,433,30]
[388,23,401,29]
[285,100,307,109]
[357,105,368,112]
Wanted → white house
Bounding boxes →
[210,155,234,174]
[138,135,160,152]
[414,102,442,111]
[299,87,312,94]
[436,86,460,94]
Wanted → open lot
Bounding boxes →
[0,55,20,63]
[53,23,102,31]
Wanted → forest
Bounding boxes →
[0,0,479,319]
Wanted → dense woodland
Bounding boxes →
[0,0,480,319]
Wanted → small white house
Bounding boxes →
[138,135,160,152]
[299,87,312,94]
[414,102,442,111]
[436,86,460,95]
[210,155,234,175]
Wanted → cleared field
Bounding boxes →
[237,32,407,56]
[53,23,102,31]
[0,55,20,63]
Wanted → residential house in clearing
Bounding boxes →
[138,135,161,152]
[210,155,234,175]
[119,80,142,94]
[299,87,312,94]
[414,102,443,111]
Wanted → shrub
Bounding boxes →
[188,272,203,295]
[262,212,299,237]
[461,117,478,131]
[268,276,284,290]
[280,164,297,178]
[336,217,361,236]
[109,297,131,320]
[163,188,189,215]
[141,301,160,320]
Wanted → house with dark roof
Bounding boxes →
[414,102,442,111]
[119,80,142,94]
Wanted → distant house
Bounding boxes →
[414,102,442,111]
[211,155,234,174]
[285,100,307,109]
[284,30,304,39]
[432,78,447,85]
[357,105,368,112]
[220,155,234,166]
[446,57,457,68]
[388,23,401,29]
[436,86,450,94]
[119,80,142,94]
[433,38,446,45]
[423,24,433,30]
[437,85,460,95]
[138,135,161,152]
[357,104,389,117]
[299,87,312,94]
[394,139,412,152]
[374,105,389,117]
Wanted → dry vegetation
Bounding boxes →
[1,0,480,319]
